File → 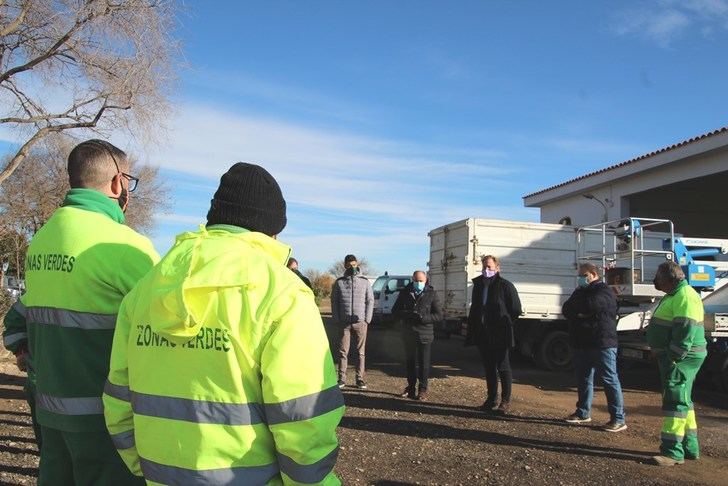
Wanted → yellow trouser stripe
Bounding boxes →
[686,410,697,432]
[661,416,686,439]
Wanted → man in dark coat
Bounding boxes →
[465,255,522,414]
[287,257,312,289]
[562,262,626,432]
[392,270,443,401]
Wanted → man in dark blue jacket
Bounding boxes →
[562,262,626,432]
[392,271,443,401]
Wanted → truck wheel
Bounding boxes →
[537,330,573,371]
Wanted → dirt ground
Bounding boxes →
[1,315,727,485]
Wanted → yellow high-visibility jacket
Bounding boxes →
[103,224,344,485]
[647,280,707,361]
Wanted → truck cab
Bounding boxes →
[371,273,411,324]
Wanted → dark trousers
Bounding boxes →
[404,334,432,390]
[38,426,145,486]
[478,344,512,403]
[25,378,42,450]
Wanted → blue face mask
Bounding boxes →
[577,276,589,288]
[413,281,425,292]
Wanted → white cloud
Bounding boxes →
[118,101,540,271]
[138,103,524,224]
[611,0,728,46]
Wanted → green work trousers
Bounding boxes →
[657,354,706,461]
[38,426,145,486]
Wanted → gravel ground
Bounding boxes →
[1,315,727,485]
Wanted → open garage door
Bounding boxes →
[626,169,728,238]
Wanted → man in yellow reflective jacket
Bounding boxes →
[647,261,707,466]
[2,140,159,485]
[104,163,344,485]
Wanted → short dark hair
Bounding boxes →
[578,262,601,278]
[656,261,685,285]
[67,139,127,189]
[344,254,357,264]
[287,257,298,267]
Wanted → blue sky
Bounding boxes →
[5,1,728,274]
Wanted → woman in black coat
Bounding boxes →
[465,255,522,414]
[392,270,443,401]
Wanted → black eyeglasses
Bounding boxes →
[121,172,139,192]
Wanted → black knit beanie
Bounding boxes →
[206,163,287,236]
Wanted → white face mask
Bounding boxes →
[483,268,497,278]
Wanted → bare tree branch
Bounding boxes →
[0,0,178,185]
[0,12,92,83]
[0,0,28,36]
[0,127,50,186]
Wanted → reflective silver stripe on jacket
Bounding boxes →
[131,391,266,425]
[265,385,344,425]
[669,344,707,357]
[26,307,117,330]
[36,392,104,415]
[104,380,131,402]
[140,457,279,485]
[673,316,702,327]
[11,300,27,317]
[649,317,673,328]
[277,446,338,484]
[662,410,688,419]
[111,429,136,450]
[3,332,27,347]
[670,343,688,359]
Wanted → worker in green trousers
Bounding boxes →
[647,261,707,466]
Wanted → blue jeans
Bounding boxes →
[573,347,625,423]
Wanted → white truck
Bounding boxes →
[428,217,728,389]
[371,273,412,324]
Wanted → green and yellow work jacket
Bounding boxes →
[103,225,344,485]
[2,189,159,432]
[647,280,708,361]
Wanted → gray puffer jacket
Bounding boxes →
[331,275,374,324]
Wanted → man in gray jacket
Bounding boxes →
[331,254,374,389]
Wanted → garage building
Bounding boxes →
[523,126,728,239]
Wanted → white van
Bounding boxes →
[371,273,411,324]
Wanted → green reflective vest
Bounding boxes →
[103,225,344,485]
[2,189,159,432]
[647,280,707,361]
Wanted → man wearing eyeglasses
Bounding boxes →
[2,139,158,485]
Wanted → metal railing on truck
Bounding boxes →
[576,217,674,303]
